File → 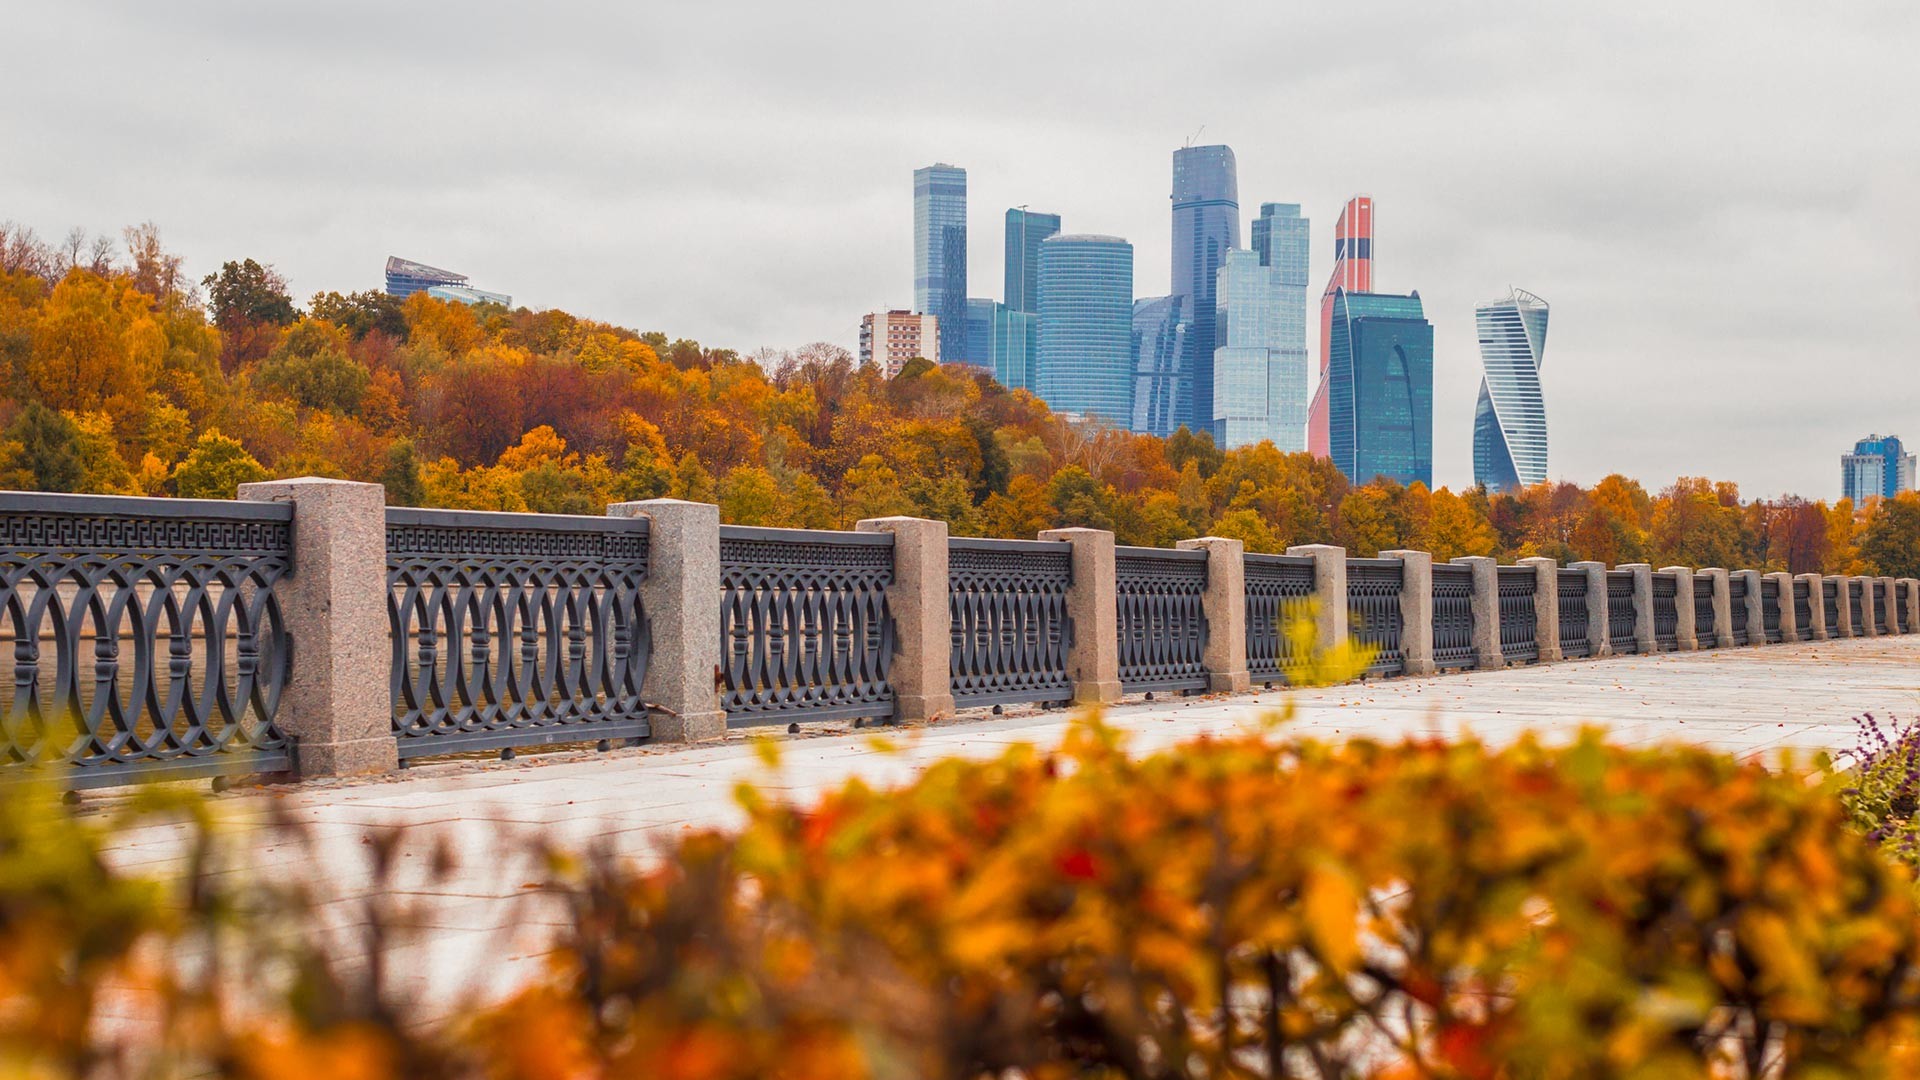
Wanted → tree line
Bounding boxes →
[3,220,1916,576]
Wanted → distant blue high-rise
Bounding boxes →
[914,164,968,363]
[1131,295,1188,437]
[965,297,1036,390]
[1843,435,1917,504]
[1326,289,1433,486]
[1004,208,1061,314]
[1472,289,1551,492]
[1037,234,1134,423]
[1171,145,1239,435]
[1209,203,1310,450]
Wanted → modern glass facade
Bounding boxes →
[425,284,512,307]
[965,298,1036,391]
[1004,208,1061,314]
[1326,289,1432,487]
[1309,197,1374,459]
[1472,289,1550,492]
[1171,145,1239,435]
[1207,203,1310,451]
[914,163,969,364]
[385,256,467,299]
[1037,234,1134,423]
[1842,434,1917,503]
[1131,295,1188,437]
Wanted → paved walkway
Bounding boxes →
[91,634,1920,1014]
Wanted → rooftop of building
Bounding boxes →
[1044,233,1129,244]
[384,256,466,283]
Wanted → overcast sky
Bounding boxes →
[6,2,1917,498]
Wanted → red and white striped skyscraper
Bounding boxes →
[1307,195,1373,458]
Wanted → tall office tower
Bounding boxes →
[1325,288,1432,486]
[1208,202,1311,450]
[964,298,1037,390]
[1004,208,1062,314]
[1472,289,1551,492]
[1131,295,1189,437]
[1171,145,1240,434]
[1842,434,1917,504]
[1307,196,1374,458]
[384,256,511,306]
[858,310,939,377]
[914,163,969,363]
[1036,234,1135,423]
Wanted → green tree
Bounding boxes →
[171,429,268,498]
[308,290,408,340]
[256,322,370,413]
[670,452,715,503]
[379,439,426,507]
[202,258,296,331]
[719,465,782,525]
[0,402,84,491]
[1858,493,1920,578]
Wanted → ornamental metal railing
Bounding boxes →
[1115,546,1208,693]
[1760,576,1783,644]
[1693,575,1718,647]
[1823,579,1841,637]
[1847,579,1865,638]
[1606,570,1638,654]
[1876,584,1891,635]
[1557,568,1592,659]
[1728,574,1750,646]
[1,493,292,788]
[1902,582,1914,634]
[1794,578,1814,641]
[1496,566,1539,664]
[1432,562,1477,670]
[1245,553,1315,685]
[947,537,1073,708]
[719,525,894,727]
[1346,558,1405,677]
[1653,575,1680,651]
[386,509,652,759]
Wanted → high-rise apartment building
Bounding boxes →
[965,298,1037,391]
[1171,145,1239,435]
[858,310,939,377]
[914,164,969,364]
[1036,234,1134,423]
[1308,197,1374,458]
[1004,208,1062,314]
[384,256,511,306]
[1131,295,1188,437]
[1325,288,1432,486]
[1842,434,1916,504]
[1472,288,1551,492]
[1207,203,1310,451]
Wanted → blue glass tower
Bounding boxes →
[914,163,968,364]
[1004,208,1061,314]
[1209,203,1310,450]
[1131,295,1188,437]
[1843,435,1917,503]
[1037,234,1134,423]
[1472,289,1550,492]
[1171,145,1239,434]
[1326,289,1433,486]
[964,297,1036,390]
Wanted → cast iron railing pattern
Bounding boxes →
[1557,568,1592,658]
[1245,553,1315,684]
[1847,580,1864,638]
[1432,563,1477,670]
[1346,559,1405,677]
[1606,571,1638,654]
[947,538,1073,708]
[1115,546,1208,693]
[720,526,894,726]
[1653,575,1680,651]
[1693,576,1717,647]
[1876,584,1891,635]
[1794,579,1814,641]
[1,493,292,788]
[1902,582,1914,634]
[1823,579,1841,637]
[1728,574,1750,646]
[1761,577,1783,644]
[387,509,652,758]
[1496,566,1538,664]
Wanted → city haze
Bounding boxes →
[4,1,1915,496]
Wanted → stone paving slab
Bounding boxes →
[83,634,1920,1016]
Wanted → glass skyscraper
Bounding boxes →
[1004,208,1061,314]
[1207,203,1310,451]
[1472,288,1551,492]
[1037,234,1134,423]
[1131,295,1188,437]
[914,163,968,364]
[1326,289,1432,487]
[966,297,1037,391]
[1309,196,1374,459]
[1171,145,1239,435]
[1842,434,1917,503]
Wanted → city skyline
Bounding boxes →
[7,3,1915,498]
